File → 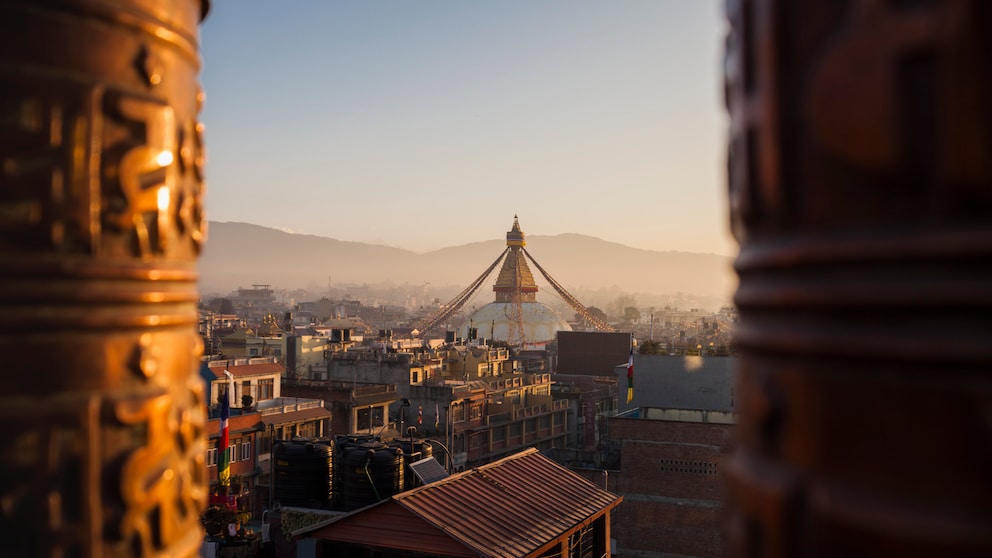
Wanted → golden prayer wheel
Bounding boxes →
[0,0,210,555]
[724,1,992,556]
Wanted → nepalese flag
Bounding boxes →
[418,404,423,425]
[218,385,231,486]
[626,348,634,403]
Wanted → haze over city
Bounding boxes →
[199,0,735,257]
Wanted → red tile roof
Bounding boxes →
[299,448,622,557]
[206,414,262,437]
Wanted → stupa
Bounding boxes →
[413,216,612,345]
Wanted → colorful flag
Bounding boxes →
[218,384,231,486]
[434,402,440,428]
[418,404,423,425]
[626,348,634,403]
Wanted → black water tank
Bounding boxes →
[273,440,333,508]
[333,434,379,505]
[340,443,403,511]
[388,438,434,490]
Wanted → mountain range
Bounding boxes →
[198,222,737,308]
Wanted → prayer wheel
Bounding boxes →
[724,1,992,556]
[0,0,210,555]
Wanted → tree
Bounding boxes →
[623,306,641,322]
[608,294,637,320]
[208,297,234,314]
[241,394,254,411]
[638,339,665,355]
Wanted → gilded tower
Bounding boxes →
[493,215,539,303]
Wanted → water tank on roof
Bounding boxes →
[340,442,403,511]
[273,440,333,508]
[388,438,434,490]
[332,434,380,505]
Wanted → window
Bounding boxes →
[207,448,217,467]
[228,444,237,463]
[241,380,251,402]
[539,415,551,429]
[297,422,317,438]
[241,441,251,461]
[470,434,482,449]
[470,403,482,420]
[258,379,274,400]
[411,370,419,384]
[451,403,464,422]
[357,407,384,431]
[525,419,536,433]
[510,423,522,437]
[249,348,259,356]
[492,428,505,442]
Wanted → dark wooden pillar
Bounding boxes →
[724,1,992,556]
[0,0,210,555]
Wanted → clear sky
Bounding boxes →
[199,0,736,256]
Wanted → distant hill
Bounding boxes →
[198,221,737,305]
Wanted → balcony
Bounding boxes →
[257,398,325,416]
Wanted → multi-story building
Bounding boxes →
[204,358,282,410]
[448,372,569,470]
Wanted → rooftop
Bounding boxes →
[296,448,622,557]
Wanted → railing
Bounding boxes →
[258,399,325,415]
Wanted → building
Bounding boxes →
[610,408,735,558]
[202,358,332,518]
[603,353,737,557]
[557,331,633,376]
[293,448,622,557]
[204,358,282,409]
[449,372,569,470]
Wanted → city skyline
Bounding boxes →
[199,1,735,256]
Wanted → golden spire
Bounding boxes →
[494,216,538,302]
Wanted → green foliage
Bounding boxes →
[638,339,666,355]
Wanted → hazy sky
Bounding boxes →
[199,1,735,256]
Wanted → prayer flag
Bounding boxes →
[218,382,231,486]
[626,349,634,403]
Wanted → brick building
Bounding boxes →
[610,408,735,557]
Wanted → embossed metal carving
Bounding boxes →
[725,1,992,556]
[0,1,210,556]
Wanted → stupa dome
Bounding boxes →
[461,301,572,343]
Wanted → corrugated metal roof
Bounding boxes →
[300,448,621,557]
